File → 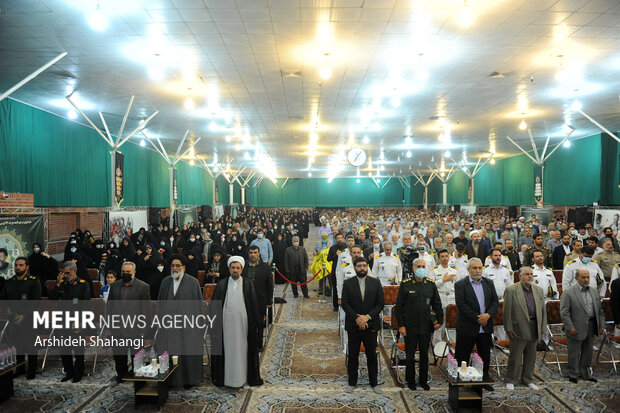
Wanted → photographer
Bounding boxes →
[398,234,419,278]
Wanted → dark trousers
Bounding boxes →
[567,319,596,379]
[61,348,85,378]
[455,332,492,379]
[258,306,267,349]
[331,274,339,310]
[113,346,137,380]
[405,333,431,385]
[289,271,308,297]
[15,354,37,375]
[347,329,378,387]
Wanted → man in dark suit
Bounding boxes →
[611,277,620,329]
[341,256,384,394]
[243,245,274,351]
[465,231,489,262]
[107,261,151,383]
[552,234,572,270]
[284,236,309,298]
[454,257,498,390]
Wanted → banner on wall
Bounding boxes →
[521,206,551,226]
[0,215,44,279]
[114,151,124,206]
[108,210,148,247]
[533,165,543,205]
[213,205,224,220]
[178,206,198,227]
[215,182,219,204]
[460,205,477,215]
[467,178,473,204]
[593,209,620,235]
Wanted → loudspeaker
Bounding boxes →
[575,207,592,227]
[568,208,576,224]
[149,208,161,225]
[200,205,212,220]
[508,206,518,219]
[224,205,231,216]
[453,204,461,212]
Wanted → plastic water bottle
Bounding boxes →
[10,346,16,365]
[149,346,156,361]
[0,349,5,368]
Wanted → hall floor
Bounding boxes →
[3,225,619,412]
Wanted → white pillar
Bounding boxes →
[423,186,428,210]
[229,183,234,204]
[241,187,246,205]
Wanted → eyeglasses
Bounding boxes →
[170,264,183,268]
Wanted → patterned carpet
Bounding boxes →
[3,280,620,412]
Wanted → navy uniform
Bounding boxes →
[562,258,606,298]
[481,264,512,300]
[394,276,443,388]
[522,245,552,268]
[1,273,42,378]
[50,277,91,382]
[532,264,558,300]
[372,253,403,286]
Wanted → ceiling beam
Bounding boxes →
[0,52,67,102]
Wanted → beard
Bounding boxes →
[171,270,183,279]
[355,270,367,278]
[470,274,482,281]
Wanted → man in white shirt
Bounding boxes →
[417,245,436,269]
[448,243,469,270]
[562,245,606,298]
[372,242,402,287]
[431,249,460,344]
[482,248,512,301]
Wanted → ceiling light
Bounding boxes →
[234,144,240,151]
[88,3,108,31]
[308,172,312,177]
[67,108,77,119]
[406,151,412,158]
[244,152,250,160]
[356,178,360,183]
[319,65,331,80]
[390,96,401,108]
[367,171,372,177]
[563,140,571,148]
[209,121,218,131]
[225,135,232,142]
[571,99,582,111]
[362,135,369,144]
[148,66,164,81]
[189,159,195,166]
[381,165,385,171]
[519,119,527,130]
[377,179,381,183]
[440,172,445,177]
[444,151,451,157]
[184,97,195,110]
[140,139,146,147]
[460,0,473,27]
[310,132,318,142]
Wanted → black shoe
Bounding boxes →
[408,384,417,390]
[293,294,299,298]
[258,346,264,352]
[26,372,36,380]
[72,375,82,383]
[569,378,578,383]
[420,382,430,391]
[183,384,195,389]
[61,374,74,382]
[586,377,598,382]
[333,308,338,312]
[303,295,310,299]
[482,384,494,391]
[115,375,124,384]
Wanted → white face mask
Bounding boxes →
[157,266,164,272]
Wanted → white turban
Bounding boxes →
[227,255,245,269]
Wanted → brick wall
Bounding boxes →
[0,192,34,208]
[47,208,105,255]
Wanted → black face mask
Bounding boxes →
[355,270,367,278]
[121,273,133,283]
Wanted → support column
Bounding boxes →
[442,182,448,205]
[241,187,246,205]
[229,183,234,204]
[423,187,428,210]
[469,178,475,206]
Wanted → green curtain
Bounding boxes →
[598,133,618,206]
[176,161,213,206]
[447,170,468,204]
[0,99,110,206]
[121,143,169,207]
[543,134,601,205]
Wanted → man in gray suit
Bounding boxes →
[560,268,606,383]
[503,267,546,390]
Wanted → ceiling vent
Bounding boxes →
[282,70,302,78]
[488,71,512,78]
[49,70,77,80]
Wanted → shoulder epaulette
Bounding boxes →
[543,247,549,250]
[616,264,620,268]
[451,266,458,270]
[393,253,399,258]
[501,264,508,268]
[483,265,488,269]
[431,266,437,270]
[376,253,382,258]
[28,276,36,280]
[79,279,86,283]
[567,260,574,265]
[342,263,349,267]
[403,277,412,283]
[592,259,598,263]
[425,278,435,283]
[527,246,533,250]
[464,254,468,257]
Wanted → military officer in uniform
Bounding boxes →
[593,238,620,281]
[431,249,462,344]
[337,245,368,304]
[562,245,607,298]
[1,257,41,379]
[522,234,552,268]
[448,243,469,270]
[484,242,513,272]
[482,248,512,300]
[531,250,558,348]
[564,239,583,268]
[372,242,403,286]
[612,263,619,282]
[50,261,91,382]
[395,257,443,391]
[503,239,521,271]
[397,234,418,273]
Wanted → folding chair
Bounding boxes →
[91,281,103,298]
[87,268,99,281]
[444,304,459,355]
[596,298,619,373]
[491,301,508,377]
[197,270,205,287]
[389,306,433,385]
[541,300,568,375]
[203,284,217,302]
[381,286,399,346]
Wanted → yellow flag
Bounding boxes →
[311,248,332,282]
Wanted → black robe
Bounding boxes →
[210,276,263,387]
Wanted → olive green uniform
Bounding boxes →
[522,245,552,268]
